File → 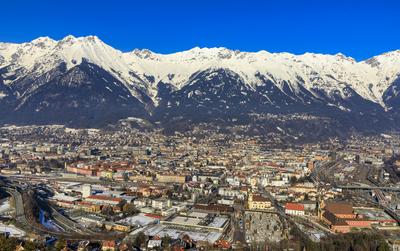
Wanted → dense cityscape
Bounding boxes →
[1,1,400,250]
[0,125,399,250]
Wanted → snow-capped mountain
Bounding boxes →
[0,35,399,131]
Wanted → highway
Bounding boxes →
[2,185,60,237]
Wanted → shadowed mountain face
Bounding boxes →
[383,76,400,111]
[0,62,148,127]
[0,63,397,133]
[154,69,266,122]
[1,36,400,134]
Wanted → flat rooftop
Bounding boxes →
[142,224,222,243]
[117,214,158,227]
[188,211,208,219]
[170,216,202,226]
[354,208,396,222]
[207,216,229,228]
[163,213,229,231]
[51,193,79,202]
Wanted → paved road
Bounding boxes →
[232,206,245,244]
[3,186,56,237]
[297,215,334,234]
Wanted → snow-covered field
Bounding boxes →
[0,223,26,237]
[0,200,11,214]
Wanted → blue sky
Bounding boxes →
[1,0,399,61]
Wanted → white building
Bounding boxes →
[151,198,171,210]
[285,203,305,216]
[148,239,162,249]
[82,184,92,198]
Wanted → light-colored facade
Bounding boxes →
[248,193,271,210]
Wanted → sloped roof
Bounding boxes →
[285,202,304,211]
[325,202,353,215]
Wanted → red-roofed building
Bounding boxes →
[144,213,162,219]
[321,203,372,233]
[285,202,305,216]
[102,240,117,251]
[324,202,355,219]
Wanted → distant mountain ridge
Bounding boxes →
[0,35,400,133]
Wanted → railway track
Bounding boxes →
[1,182,122,240]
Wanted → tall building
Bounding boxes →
[82,184,92,198]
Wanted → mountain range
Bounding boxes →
[1,35,400,135]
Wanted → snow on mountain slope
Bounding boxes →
[0,35,399,108]
[0,36,152,103]
[124,46,398,106]
[364,50,400,102]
